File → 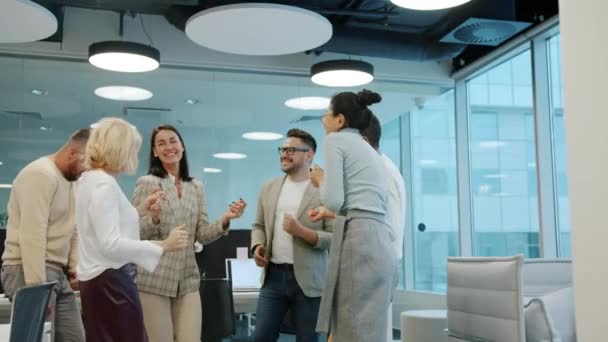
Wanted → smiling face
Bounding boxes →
[152,129,184,168]
[279,137,313,174]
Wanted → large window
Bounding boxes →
[379,116,404,286]
[410,90,459,292]
[547,34,571,257]
[467,50,541,258]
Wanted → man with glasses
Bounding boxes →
[251,128,333,342]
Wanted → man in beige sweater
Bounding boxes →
[1,128,90,342]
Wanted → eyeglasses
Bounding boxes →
[277,147,310,156]
[320,113,327,121]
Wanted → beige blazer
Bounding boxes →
[132,174,227,297]
[251,175,333,297]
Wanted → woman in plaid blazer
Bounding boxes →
[132,125,246,342]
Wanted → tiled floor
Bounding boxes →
[219,317,402,341]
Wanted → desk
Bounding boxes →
[232,291,259,313]
[401,309,447,342]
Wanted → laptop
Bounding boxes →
[225,258,263,292]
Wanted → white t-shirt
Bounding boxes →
[271,178,310,264]
[381,154,407,259]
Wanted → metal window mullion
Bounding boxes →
[455,80,473,256]
[400,114,416,289]
[531,35,559,258]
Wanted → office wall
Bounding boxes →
[559,0,608,340]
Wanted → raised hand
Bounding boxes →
[222,198,247,226]
[307,206,335,222]
[282,213,301,235]
[161,225,189,252]
[310,164,324,188]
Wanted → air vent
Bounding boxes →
[0,110,43,120]
[290,115,322,124]
[441,18,532,46]
[123,106,171,116]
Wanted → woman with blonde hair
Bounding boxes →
[76,117,189,342]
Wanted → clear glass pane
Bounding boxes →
[468,49,541,258]
[378,117,404,287]
[410,90,459,292]
[547,34,571,257]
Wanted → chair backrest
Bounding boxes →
[446,255,525,342]
[10,281,57,342]
[200,278,235,341]
[522,259,572,297]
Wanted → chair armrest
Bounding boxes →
[446,329,494,342]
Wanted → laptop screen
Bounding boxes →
[226,258,262,291]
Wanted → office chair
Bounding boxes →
[200,278,235,342]
[9,281,57,342]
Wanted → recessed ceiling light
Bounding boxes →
[40,126,49,131]
[213,153,247,160]
[0,161,3,166]
[390,0,472,11]
[203,167,222,173]
[242,132,283,141]
[89,41,160,73]
[95,86,153,101]
[0,184,11,189]
[0,0,57,43]
[284,97,330,110]
[31,89,48,96]
[185,98,200,105]
[311,60,374,87]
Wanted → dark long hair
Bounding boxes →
[148,125,193,182]
[330,89,382,130]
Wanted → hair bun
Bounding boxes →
[356,89,382,107]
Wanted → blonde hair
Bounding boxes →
[85,117,142,174]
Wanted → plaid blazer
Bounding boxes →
[132,174,227,297]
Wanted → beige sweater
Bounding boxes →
[2,157,78,285]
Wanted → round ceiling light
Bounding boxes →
[203,167,222,173]
[89,41,160,73]
[390,0,472,10]
[185,3,332,55]
[242,132,283,141]
[94,86,153,101]
[213,153,247,160]
[311,60,374,87]
[0,0,57,43]
[285,97,330,110]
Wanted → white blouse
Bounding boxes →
[75,170,163,281]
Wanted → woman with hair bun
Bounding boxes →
[309,89,396,341]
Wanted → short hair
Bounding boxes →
[85,118,142,174]
[359,114,381,150]
[70,128,91,144]
[286,128,317,153]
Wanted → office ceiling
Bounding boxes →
[34,0,559,69]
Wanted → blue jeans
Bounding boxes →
[254,264,321,342]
